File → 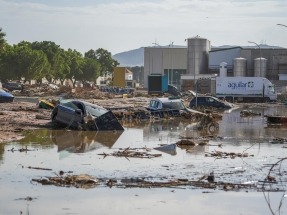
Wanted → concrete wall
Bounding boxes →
[143,47,187,88]
[241,49,287,80]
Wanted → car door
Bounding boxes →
[71,101,86,123]
[209,97,223,108]
[56,101,78,126]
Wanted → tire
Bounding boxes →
[265,98,270,103]
[208,122,219,134]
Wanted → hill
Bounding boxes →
[112,47,144,67]
[112,45,186,67]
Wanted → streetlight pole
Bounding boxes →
[171,42,173,85]
[168,42,174,85]
[248,41,262,76]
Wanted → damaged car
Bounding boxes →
[189,96,234,109]
[0,88,14,103]
[51,100,124,131]
[147,97,189,118]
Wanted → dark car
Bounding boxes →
[51,99,124,131]
[189,96,233,109]
[146,97,187,118]
[168,84,182,97]
[0,88,14,103]
[2,82,23,92]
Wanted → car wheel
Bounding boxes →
[208,122,219,134]
[265,98,270,103]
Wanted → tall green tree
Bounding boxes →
[12,43,50,83]
[65,49,84,87]
[51,51,70,85]
[81,58,101,84]
[85,48,119,76]
[0,45,15,81]
[0,28,8,80]
[0,43,50,83]
[0,28,6,51]
[95,48,119,76]
[31,41,65,83]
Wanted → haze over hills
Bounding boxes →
[112,45,186,67]
[112,47,144,67]
[112,44,284,67]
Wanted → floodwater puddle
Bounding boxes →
[1,105,287,214]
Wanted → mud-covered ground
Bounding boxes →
[0,93,279,144]
[0,96,151,143]
[0,101,53,143]
[1,94,287,214]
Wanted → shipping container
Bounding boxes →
[148,75,168,95]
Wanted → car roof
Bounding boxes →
[60,99,107,109]
[152,97,182,103]
[4,82,21,85]
[0,88,13,95]
[194,95,220,100]
[195,96,214,98]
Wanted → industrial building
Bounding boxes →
[143,36,287,92]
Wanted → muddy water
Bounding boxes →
[1,104,287,215]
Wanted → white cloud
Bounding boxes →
[0,0,286,54]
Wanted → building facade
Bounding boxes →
[143,46,187,89]
[143,39,287,91]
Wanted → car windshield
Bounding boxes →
[5,83,21,87]
[162,101,185,110]
[268,85,275,93]
[60,100,108,117]
[60,100,79,109]
[84,104,107,117]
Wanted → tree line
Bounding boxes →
[0,27,119,87]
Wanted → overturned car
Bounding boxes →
[51,100,124,131]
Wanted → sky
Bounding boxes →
[0,0,287,55]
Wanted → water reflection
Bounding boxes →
[1,105,287,215]
[0,144,4,162]
[51,130,123,153]
[19,129,54,146]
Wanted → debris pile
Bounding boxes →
[240,110,261,117]
[176,139,209,146]
[98,147,162,159]
[32,174,258,191]
[14,83,146,100]
[32,174,99,189]
[205,150,253,159]
[112,107,151,120]
[270,137,287,144]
